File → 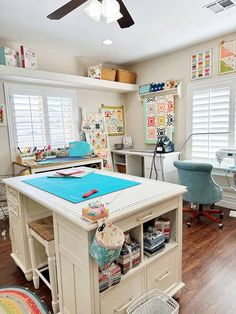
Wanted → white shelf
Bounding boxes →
[138,82,182,102]
[0,65,139,93]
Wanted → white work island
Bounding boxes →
[4,168,186,314]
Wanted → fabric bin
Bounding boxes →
[139,84,151,94]
[0,47,20,67]
[116,69,137,84]
[90,222,124,268]
[88,65,116,81]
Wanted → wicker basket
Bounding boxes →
[127,289,179,314]
[116,69,137,84]
[101,68,116,81]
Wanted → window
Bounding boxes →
[5,84,77,156]
[188,80,235,162]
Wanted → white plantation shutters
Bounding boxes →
[12,92,46,148]
[47,96,74,147]
[190,82,232,162]
[6,85,76,153]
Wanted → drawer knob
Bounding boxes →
[114,296,134,312]
[137,213,153,221]
[156,270,171,282]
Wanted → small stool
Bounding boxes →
[27,216,59,313]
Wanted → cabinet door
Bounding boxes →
[100,270,145,314]
[9,211,24,262]
[146,248,178,292]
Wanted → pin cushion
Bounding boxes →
[82,201,109,222]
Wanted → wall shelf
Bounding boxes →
[0,65,139,93]
[138,82,182,103]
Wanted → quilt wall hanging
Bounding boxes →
[219,40,236,75]
[83,112,113,171]
[144,95,175,144]
[191,49,212,80]
[101,105,125,136]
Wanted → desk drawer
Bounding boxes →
[115,198,178,232]
[7,187,18,205]
[100,269,145,314]
[147,248,177,292]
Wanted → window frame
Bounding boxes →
[4,83,79,160]
[186,77,236,162]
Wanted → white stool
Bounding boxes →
[27,216,59,314]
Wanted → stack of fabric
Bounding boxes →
[118,240,141,274]
[143,226,165,258]
[154,217,171,242]
[99,263,121,293]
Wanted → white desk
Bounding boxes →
[112,150,180,183]
[4,169,186,314]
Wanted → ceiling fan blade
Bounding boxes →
[47,0,88,20]
[116,0,135,28]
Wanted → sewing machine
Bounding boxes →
[216,149,236,167]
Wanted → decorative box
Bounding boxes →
[139,84,151,95]
[154,217,170,242]
[20,46,37,69]
[0,47,20,67]
[82,202,109,222]
[99,263,121,293]
[150,82,165,92]
[117,232,141,274]
[88,65,116,81]
[143,226,165,258]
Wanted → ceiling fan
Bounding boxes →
[47,0,135,29]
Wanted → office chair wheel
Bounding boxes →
[218,223,223,229]
[220,212,224,219]
[187,222,191,227]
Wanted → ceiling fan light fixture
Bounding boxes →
[102,0,122,22]
[84,0,102,22]
[106,11,123,23]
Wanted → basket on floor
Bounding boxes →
[127,289,179,314]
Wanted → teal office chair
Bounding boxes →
[173,161,224,228]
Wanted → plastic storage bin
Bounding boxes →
[127,289,179,314]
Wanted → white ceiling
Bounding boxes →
[1,0,236,65]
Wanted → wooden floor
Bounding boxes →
[1,208,236,314]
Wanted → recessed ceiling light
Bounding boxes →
[102,39,114,45]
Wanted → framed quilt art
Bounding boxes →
[101,105,124,136]
[144,95,175,144]
[191,49,212,80]
[219,40,236,75]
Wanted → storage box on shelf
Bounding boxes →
[0,47,20,67]
[116,69,137,84]
[88,64,116,81]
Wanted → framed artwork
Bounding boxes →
[144,95,175,144]
[101,105,125,136]
[219,40,236,75]
[0,104,6,126]
[191,49,212,80]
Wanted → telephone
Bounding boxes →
[155,136,174,153]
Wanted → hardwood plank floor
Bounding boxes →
[1,208,236,313]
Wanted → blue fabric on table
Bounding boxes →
[23,173,141,203]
